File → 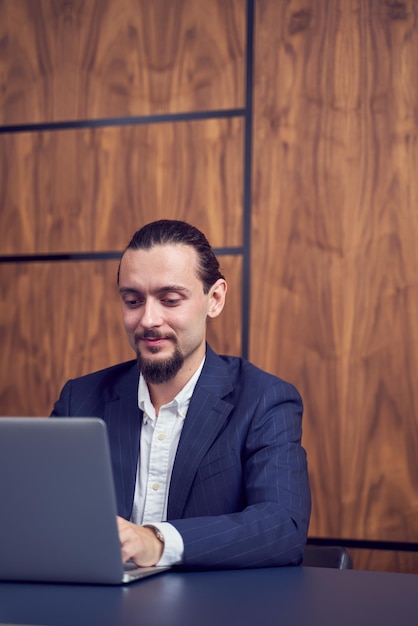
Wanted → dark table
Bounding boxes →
[1,566,417,626]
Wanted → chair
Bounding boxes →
[302,545,353,569]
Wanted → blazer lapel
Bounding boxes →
[167,347,233,519]
[103,363,141,519]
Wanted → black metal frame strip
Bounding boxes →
[0,252,123,263]
[0,247,244,264]
[241,0,255,360]
[0,108,245,135]
[307,537,418,552]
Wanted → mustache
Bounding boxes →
[134,330,176,342]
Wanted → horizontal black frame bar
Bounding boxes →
[0,247,244,264]
[0,252,123,263]
[307,536,418,552]
[0,108,245,135]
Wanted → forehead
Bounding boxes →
[119,244,201,288]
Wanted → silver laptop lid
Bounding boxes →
[0,417,126,584]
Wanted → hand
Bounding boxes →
[117,516,164,567]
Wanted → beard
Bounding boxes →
[135,332,184,384]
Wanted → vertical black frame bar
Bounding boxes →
[241,0,255,360]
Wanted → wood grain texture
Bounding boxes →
[0,255,241,417]
[252,0,418,557]
[0,260,130,416]
[349,548,418,574]
[0,117,243,254]
[0,0,245,124]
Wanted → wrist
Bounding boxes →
[143,525,165,563]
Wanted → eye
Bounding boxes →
[162,297,181,306]
[122,294,144,308]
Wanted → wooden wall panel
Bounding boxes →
[0,255,241,417]
[1,0,417,575]
[0,0,245,124]
[252,0,418,566]
[350,548,418,574]
[0,118,243,254]
[0,260,130,416]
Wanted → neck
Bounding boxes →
[148,380,182,416]
[147,362,201,416]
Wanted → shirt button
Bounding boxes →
[152,483,160,491]
[157,433,165,441]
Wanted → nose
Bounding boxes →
[140,298,162,329]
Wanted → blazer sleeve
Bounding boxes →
[169,379,311,569]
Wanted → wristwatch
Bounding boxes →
[143,525,165,546]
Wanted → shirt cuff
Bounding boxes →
[148,522,184,566]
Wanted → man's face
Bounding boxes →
[118,244,225,384]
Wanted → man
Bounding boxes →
[51,219,311,569]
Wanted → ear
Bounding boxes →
[207,279,227,319]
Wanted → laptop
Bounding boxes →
[0,417,171,584]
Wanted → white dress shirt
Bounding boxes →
[130,357,205,566]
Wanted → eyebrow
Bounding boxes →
[119,285,191,296]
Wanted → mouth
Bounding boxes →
[134,332,175,352]
[141,336,169,347]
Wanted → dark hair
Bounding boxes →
[119,219,225,293]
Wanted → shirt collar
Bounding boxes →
[138,355,205,423]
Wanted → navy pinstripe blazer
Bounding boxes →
[51,344,311,569]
